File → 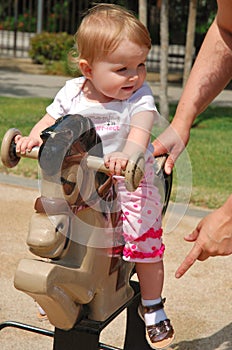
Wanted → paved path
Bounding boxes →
[0,70,67,99]
[0,67,232,106]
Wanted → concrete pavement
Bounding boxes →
[0,70,67,99]
[0,59,232,105]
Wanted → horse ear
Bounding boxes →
[40,116,65,141]
[39,129,73,176]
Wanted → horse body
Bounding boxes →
[14,115,134,330]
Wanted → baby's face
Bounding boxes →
[89,39,149,102]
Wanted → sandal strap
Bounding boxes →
[143,297,166,314]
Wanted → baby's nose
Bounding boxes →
[128,70,138,81]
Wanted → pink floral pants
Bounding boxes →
[115,155,165,263]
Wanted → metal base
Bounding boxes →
[53,281,151,350]
[0,281,151,350]
[0,320,54,337]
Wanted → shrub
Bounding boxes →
[29,32,81,76]
[0,14,36,32]
[44,59,81,77]
[29,32,75,64]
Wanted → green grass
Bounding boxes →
[166,104,232,208]
[0,96,231,209]
[0,96,51,178]
[185,106,232,208]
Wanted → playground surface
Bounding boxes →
[0,178,231,350]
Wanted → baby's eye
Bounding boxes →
[138,63,145,68]
[116,67,127,72]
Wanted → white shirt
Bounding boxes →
[46,77,158,156]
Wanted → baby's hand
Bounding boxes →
[15,135,42,155]
[104,152,129,176]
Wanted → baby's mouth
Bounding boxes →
[122,86,134,91]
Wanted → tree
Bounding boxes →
[183,0,197,87]
[139,0,147,27]
[159,0,169,120]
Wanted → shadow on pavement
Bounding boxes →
[173,322,232,350]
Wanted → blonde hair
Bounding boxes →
[75,3,151,65]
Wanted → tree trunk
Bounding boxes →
[138,0,147,27]
[183,0,197,87]
[159,0,169,120]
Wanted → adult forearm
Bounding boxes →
[173,19,232,129]
[221,194,232,214]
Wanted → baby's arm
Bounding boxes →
[15,113,55,154]
[104,110,155,175]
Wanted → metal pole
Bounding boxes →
[37,0,44,33]
[13,0,18,57]
[0,321,54,337]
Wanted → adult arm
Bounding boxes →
[153,0,232,174]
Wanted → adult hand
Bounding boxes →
[153,123,190,175]
[175,198,232,278]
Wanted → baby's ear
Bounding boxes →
[79,59,92,79]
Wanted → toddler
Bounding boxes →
[15,4,174,349]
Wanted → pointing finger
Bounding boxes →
[175,243,203,279]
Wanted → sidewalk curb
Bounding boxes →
[0,173,212,218]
